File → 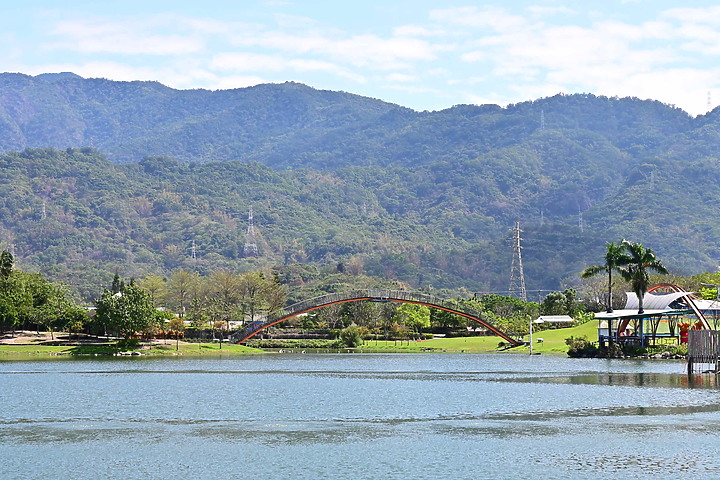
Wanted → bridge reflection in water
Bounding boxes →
[231,289,522,346]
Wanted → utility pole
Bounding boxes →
[578,210,584,233]
[509,221,527,302]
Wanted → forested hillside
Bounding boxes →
[2,73,720,302]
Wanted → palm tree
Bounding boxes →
[618,240,668,314]
[581,241,628,314]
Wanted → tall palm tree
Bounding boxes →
[618,239,668,314]
[581,241,628,314]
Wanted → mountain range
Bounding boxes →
[1,72,719,301]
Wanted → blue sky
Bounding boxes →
[3,1,720,115]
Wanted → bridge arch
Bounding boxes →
[232,289,522,346]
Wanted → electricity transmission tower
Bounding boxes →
[508,221,527,301]
[243,206,259,257]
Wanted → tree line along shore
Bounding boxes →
[0,239,715,359]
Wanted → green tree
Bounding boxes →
[238,272,286,324]
[0,250,13,279]
[209,269,241,329]
[95,282,157,338]
[540,291,569,316]
[239,272,265,324]
[138,274,166,307]
[395,303,430,337]
[618,240,669,314]
[167,317,185,350]
[0,276,27,333]
[581,241,629,314]
[33,281,75,340]
[110,272,124,294]
[540,289,582,317]
[166,269,198,318]
[213,320,227,349]
[430,302,464,329]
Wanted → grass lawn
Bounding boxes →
[355,320,601,354]
[0,321,603,358]
[0,339,263,359]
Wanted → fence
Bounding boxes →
[687,330,720,374]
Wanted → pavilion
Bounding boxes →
[594,288,710,346]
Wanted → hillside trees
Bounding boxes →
[0,85,719,297]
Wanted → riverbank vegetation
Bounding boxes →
[1,238,717,359]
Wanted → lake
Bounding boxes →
[1,353,719,479]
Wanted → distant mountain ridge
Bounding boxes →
[0,72,712,169]
[2,73,720,300]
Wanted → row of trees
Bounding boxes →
[294,292,549,341]
[0,238,682,344]
[93,269,286,338]
[0,250,86,337]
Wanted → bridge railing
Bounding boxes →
[231,289,492,343]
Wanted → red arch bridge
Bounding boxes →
[230,289,523,346]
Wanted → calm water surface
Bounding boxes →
[2,354,720,479]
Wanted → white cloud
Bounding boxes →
[430,6,528,31]
[210,51,365,83]
[662,6,720,26]
[48,16,205,56]
[386,73,417,83]
[230,30,439,70]
[211,52,286,72]
[393,25,442,37]
[288,59,366,82]
[526,6,576,17]
[205,75,268,90]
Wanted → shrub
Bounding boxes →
[620,343,646,357]
[340,324,363,347]
[565,336,598,358]
[670,344,688,356]
[116,338,140,351]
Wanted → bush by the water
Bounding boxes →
[340,324,363,348]
[565,336,598,358]
[116,338,141,351]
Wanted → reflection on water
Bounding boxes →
[2,354,720,480]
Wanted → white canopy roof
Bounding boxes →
[594,309,684,320]
[535,315,574,323]
[624,291,690,310]
[690,298,720,312]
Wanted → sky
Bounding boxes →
[3,1,720,116]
